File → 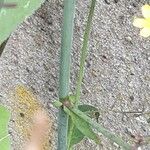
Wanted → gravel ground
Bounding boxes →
[0,0,150,149]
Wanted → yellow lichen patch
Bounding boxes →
[15,85,40,114]
[12,85,53,150]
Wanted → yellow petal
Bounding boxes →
[144,18,150,28]
[142,4,150,18]
[140,28,150,37]
[133,18,146,28]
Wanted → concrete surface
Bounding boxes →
[0,0,150,149]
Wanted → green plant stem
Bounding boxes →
[68,1,96,149]
[68,108,132,150]
[58,0,76,150]
[75,0,96,106]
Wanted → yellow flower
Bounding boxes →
[133,4,150,37]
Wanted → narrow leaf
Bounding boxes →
[68,104,100,149]
[64,107,100,144]
[75,0,96,106]
[71,108,132,150]
[68,117,84,149]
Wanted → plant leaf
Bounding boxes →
[64,107,100,145]
[78,104,98,112]
[0,0,44,44]
[67,104,100,149]
[78,104,100,122]
[67,117,84,149]
[0,105,11,150]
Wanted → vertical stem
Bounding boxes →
[75,0,96,106]
[58,0,76,150]
[67,1,96,149]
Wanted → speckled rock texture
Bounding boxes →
[0,0,150,149]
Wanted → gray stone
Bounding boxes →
[0,0,150,149]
